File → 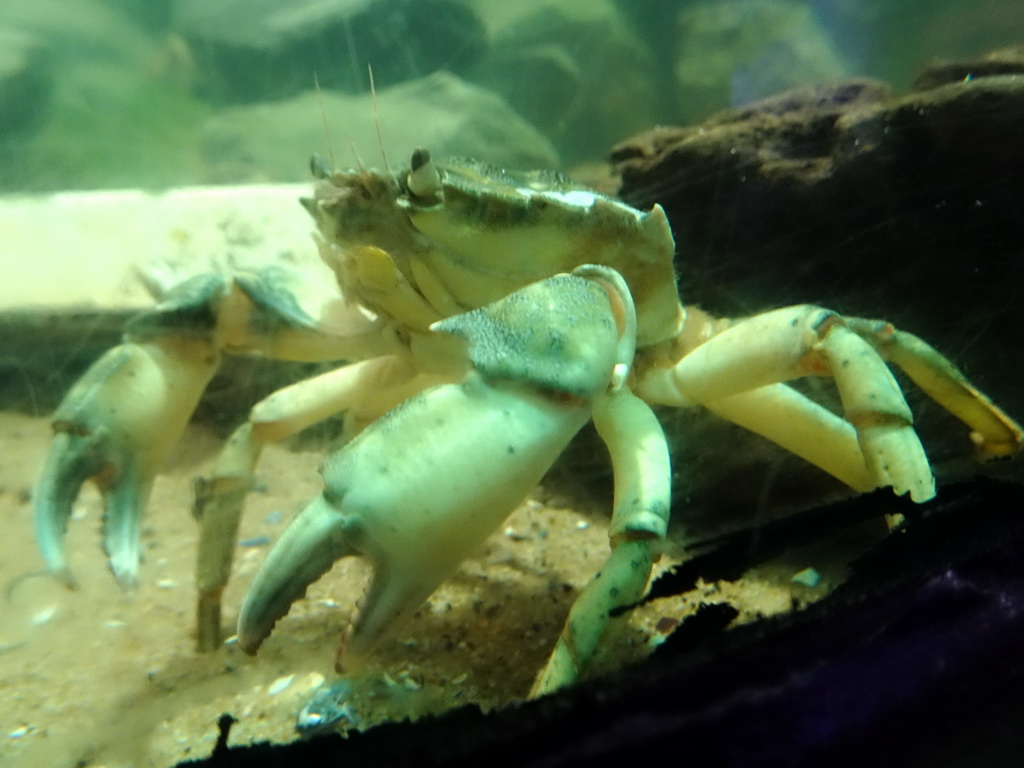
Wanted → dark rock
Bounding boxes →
[913,45,1024,89]
[0,1,158,150]
[473,42,582,138]
[613,70,1024,454]
[173,0,487,105]
[0,27,53,141]
[712,78,891,121]
[0,2,206,192]
[470,3,655,165]
[178,478,1024,768]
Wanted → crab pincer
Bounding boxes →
[33,279,226,587]
[236,265,664,688]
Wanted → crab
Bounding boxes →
[32,148,1022,697]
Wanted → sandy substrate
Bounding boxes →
[0,411,836,768]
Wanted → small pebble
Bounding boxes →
[305,672,326,691]
[239,536,270,548]
[31,605,58,626]
[655,616,680,633]
[791,567,821,588]
[268,674,296,696]
[398,675,420,691]
[8,726,28,739]
[575,520,589,530]
[296,678,356,736]
[157,579,176,589]
[503,526,528,541]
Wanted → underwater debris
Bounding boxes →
[296,671,448,738]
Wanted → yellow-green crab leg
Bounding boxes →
[531,386,671,696]
[193,354,437,651]
[843,318,1022,459]
[654,306,934,501]
[652,306,1021,502]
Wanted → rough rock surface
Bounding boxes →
[912,45,1024,89]
[613,53,1024,456]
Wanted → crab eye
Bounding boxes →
[406,148,441,199]
[310,153,333,180]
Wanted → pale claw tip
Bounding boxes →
[236,622,268,656]
[237,495,357,657]
[53,567,78,590]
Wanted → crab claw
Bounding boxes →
[237,268,631,665]
[235,494,359,655]
[34,338,218,587]
[236,372,596,663]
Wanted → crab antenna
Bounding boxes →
[348,139,367,174]
[367,63,396,183]
[313,72,337,175]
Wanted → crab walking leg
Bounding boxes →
[700,384,877,494]
[820,319,935,500]
[34,337,220,587]
[661,305,935,501]
[194,354,432,651]
[844,318,1023,458]
[532,387,671,696]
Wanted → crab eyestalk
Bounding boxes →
[406,147,442,201]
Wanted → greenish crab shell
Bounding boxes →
[432,272,622,399]
[306,152,684,349]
